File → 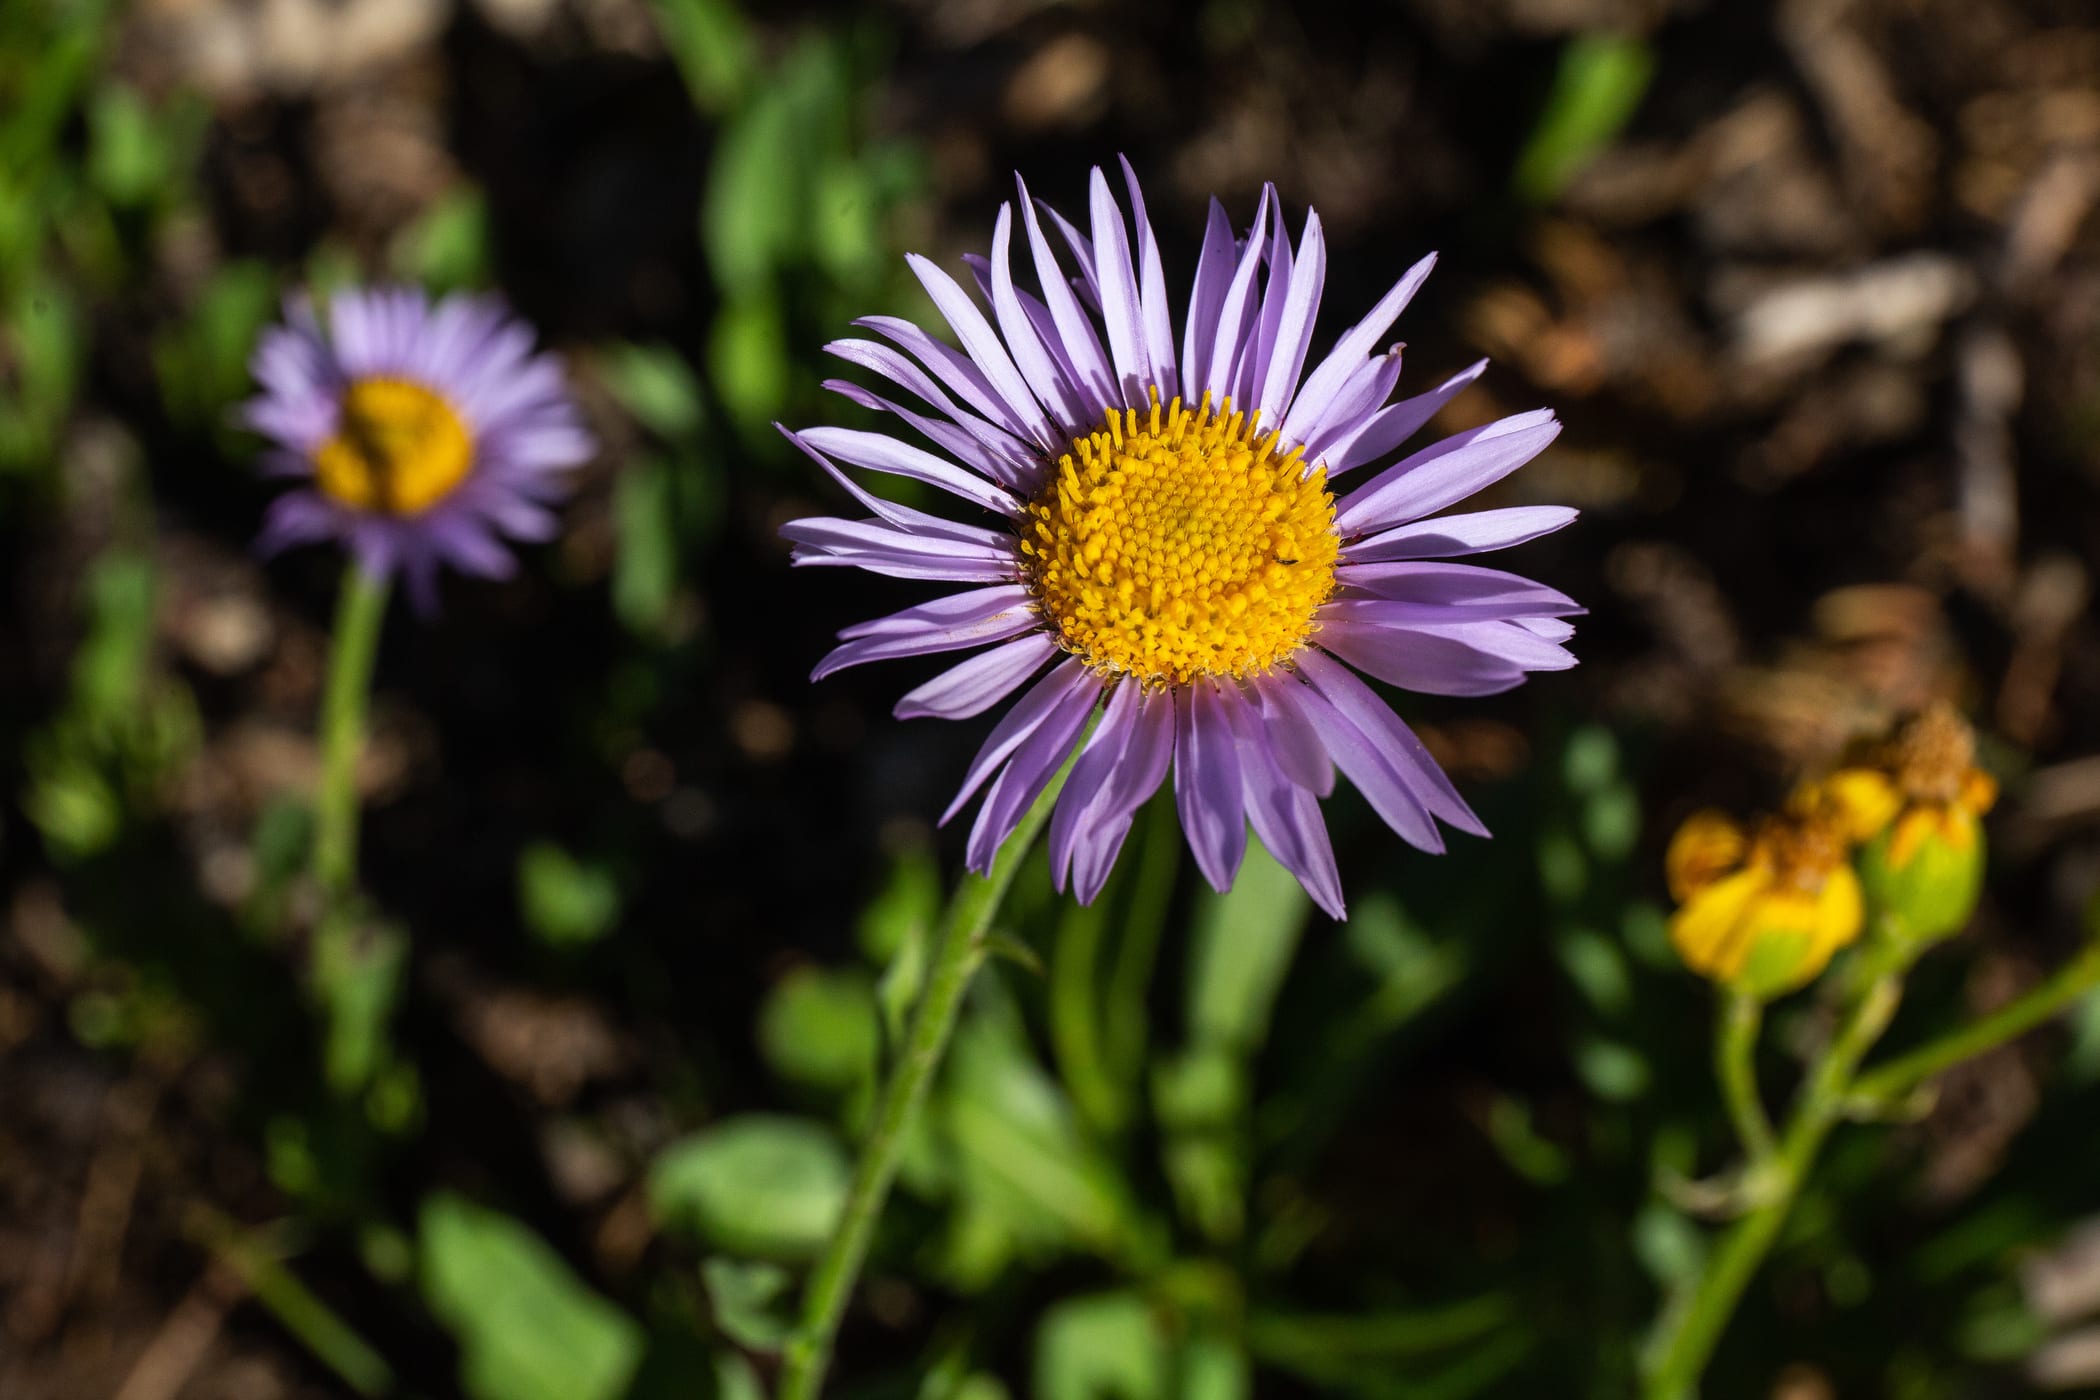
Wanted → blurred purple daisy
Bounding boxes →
[243,285,593,611]
[783,162,1580,919]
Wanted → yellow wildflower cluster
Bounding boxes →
[1666,703,1996,998]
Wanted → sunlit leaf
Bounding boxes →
[420,1193,643,1400]
[650,1115,850,1260]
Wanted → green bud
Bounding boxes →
[1858,805,1986,947]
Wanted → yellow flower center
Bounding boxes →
[313,377,473,515]
[1021,394,1338,686]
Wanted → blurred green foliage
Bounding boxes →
[5,0,2097,1397]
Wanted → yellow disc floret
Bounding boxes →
[313,377,474,516]
[1022,394,1338,686]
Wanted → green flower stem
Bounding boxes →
[312,564,389,904]
[183,1204,395,1397]
[1715,990,1775,1164]
[1850,936,2100,1107]
[1644,948,1908,1400]
[779,759,1075,1400]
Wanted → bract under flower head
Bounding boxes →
[1815,702,1997,943]
[242,285,594,612]
[1667,807,1864,999]
[782,161,1583,918]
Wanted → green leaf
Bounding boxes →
[861,845,941,964]
[1562,724,1621,794]
[649,1115,849,1260]
[1512,32,1655,204]
[87,84,167,207]
[612,455,682,637]
[944,1011,1128,1256]
[1034,1291,1165,1400]
[602,341,706,440]
[420,1193,643,1400]
[707,295,788,430]
[1631,1201,1706,1287]
[758,966,879,1092]
[1556,926,1633,1016]
[1582,783,1641,861]
[312,911,407,1094]
[1482,1093,1572,1185]
[390,185,490,292]
[155,259,277,429]
[0,276,82,473]
[1574,1036,1651,1102]
[700,1256,794,1350]
[650,0,756,113]
[701,82,804,291]
[1186,836,1308,1052]
[517,840,623,947]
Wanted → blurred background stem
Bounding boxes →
[1644,944,1909,1399]
[1850,936,2100,1107]
[779,758,1076,1400]
[1716,991,1774,1163]
[313,564,389,905]
[182,1204,395,1397]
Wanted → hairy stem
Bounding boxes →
[778,761,1074,1400]
[312,564,389,905]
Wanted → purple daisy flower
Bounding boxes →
[243,285,593,611]
[783,162,1580,919]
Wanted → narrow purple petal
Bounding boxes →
[906,250,1054,447]
[1017,173,1117,411]
[822,379,1036,492]
[1180,198,1237,407]
[941,658,1097,824]
[1333,410,1561,536]
[1220,685,1344,919]
[1205,185,1274,407]
[1048,678,1143,890]
[1119,156,1178,396]
[1342,506,1580,562]
[796,426,1022,518]
[815,586,1040,679]
[1071,687,1176,903]
[1089,166,1151,404]
[1039,195,1103,309]
[1293,650,1487,838]
[1333,562,1584,619]
[1330,360,1489,474]
[781,516,1018,581]
[255,491,344,556]
[1253,674,1334,796]
[776,426,1020,546]
[989,205,1089,432]
[1270,661,1446,851]
[1299,347,1405,463]
[1410,618,1580,672]
[1239,188,1294,412]
[426,512,518,579]
[894,632,1061,721]
[1174,682,1249,892]
[965,675,1101,870]
[1315,617,1530,696]
[1517,616,1577,642]
[1257,209,1326,427]
[857,314,1034,443]
[1281,252,1437,446]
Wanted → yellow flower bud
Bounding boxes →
[1820,704,1996,946]
[1666,809,1865,999]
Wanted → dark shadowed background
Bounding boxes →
[4,0,2100,1396]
